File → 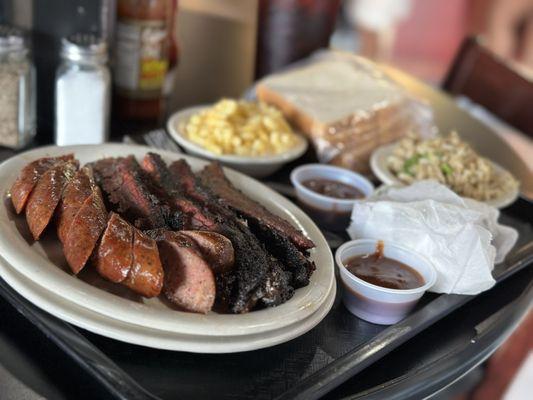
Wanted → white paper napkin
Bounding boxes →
[346,181,518,295]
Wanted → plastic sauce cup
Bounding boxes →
[290,164,374,231]
[335,239,437,325]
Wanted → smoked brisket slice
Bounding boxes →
[142,154,215,231]
[198,162,315,287]
[10,154,74,214]
[251,258,294,307]
[247,219,314,288]
[199,162,315,251]
[144,153,293,313]
[167,158,294,312]
[91,156,180,230]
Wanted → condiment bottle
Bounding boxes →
[0,25,36,149]
[114,0,171,123]
[55,33,111,146]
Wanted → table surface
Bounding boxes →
[0,68,532,400]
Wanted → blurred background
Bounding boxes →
[0,0,531,167]
[0,1,531,399]
[332,0,533,84]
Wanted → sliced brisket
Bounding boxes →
[254,259,294,308]
[144,153,293,313]
[247,219,315,288]
[92,156,180,230]
[199,162,315,251]
[142,154,216,231]
[198,162,315,287]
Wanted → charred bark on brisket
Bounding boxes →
[144,153,294,313]
[198,162,315,288]
[199,162,315,251]
[247,219,315,288]
[91,156,183,230]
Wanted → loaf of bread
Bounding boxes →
[257,59,431,174]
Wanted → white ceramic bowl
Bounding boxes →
[290,164,374,231]
[335,239,437,325]
[167,105,308,178]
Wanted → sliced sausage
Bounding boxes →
[179,230,234,274]
[25,161,78,240]
[123,228,164,298]
[63,188,107,274]
[94,212,133,283]
[10,154,74,214]
[56,167,94,243]
[157,231,215,314]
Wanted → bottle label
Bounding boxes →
[114,19,168,97]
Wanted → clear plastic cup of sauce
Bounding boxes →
[335,239,437,325]
[290,164,374,232]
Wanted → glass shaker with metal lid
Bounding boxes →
[55,33,110,146]
[0,25,36,149]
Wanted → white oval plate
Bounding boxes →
[167,105,308,178]
[0,255,336,353]
[370,143,520,209]
[0,144,334,337]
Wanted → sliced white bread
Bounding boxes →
[256,60,405,138]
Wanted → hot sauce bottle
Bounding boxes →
[114,0,171,123]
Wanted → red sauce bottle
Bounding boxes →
[114,0,171,123]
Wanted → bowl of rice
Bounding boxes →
[370,131,520,208]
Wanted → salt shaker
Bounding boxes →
[55,33,110,145]
[0,25,36,149]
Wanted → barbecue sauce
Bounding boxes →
[345,242,424,290]
[114,0,172,123]
[302,178,364,199]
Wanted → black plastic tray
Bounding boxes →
[0,187,531,400]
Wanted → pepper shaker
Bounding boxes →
[55,33,110,146]
[0,25,36,149]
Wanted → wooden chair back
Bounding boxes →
[443,36,533,138]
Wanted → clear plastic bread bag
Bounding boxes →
[254,50,436,176]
